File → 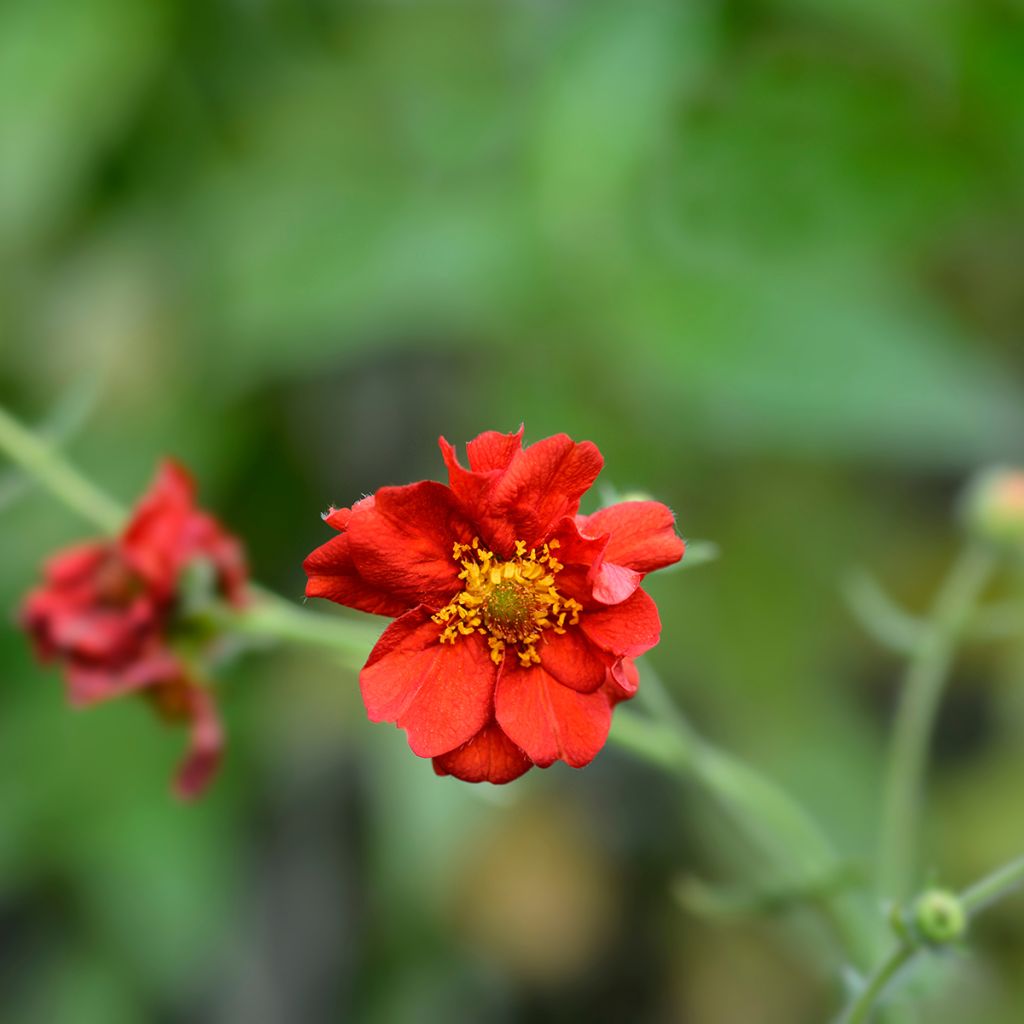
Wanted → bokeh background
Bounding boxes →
[2,1,1024,1021]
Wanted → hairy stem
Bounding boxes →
[610,673,874,968]
[879,543,996,899]
[837,853,1024,1024]
[213,595,380,670]
[0,404,124,534]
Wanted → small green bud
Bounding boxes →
[961,467,1024,550]
[913,889,967,945]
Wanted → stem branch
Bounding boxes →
[838,852,1024,1024]
[879,543,996,899]
[0,404,124,534]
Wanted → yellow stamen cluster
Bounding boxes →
[433,537,582,667]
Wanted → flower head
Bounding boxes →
[21,460,247,798]
[304,428,684,782]
[962,467,1024,550]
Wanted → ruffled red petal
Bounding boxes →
[605,658,639,704]
[66,647,182,706]
[360,607,497,757]
[432,721,532,783]
[347,481,469,611]
[536,628,610,694]
[121,460,197,593]
[120,459,249,604]
[579,501,685,575]
[485,434,604,552]
[438,428,524,514]
[303,532,409,616]
[495,661,613,768]
[580,588,661,658]
[41,542,109,586]
[465,426,524,472]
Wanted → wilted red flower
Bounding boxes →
[21,460,247,798]
[304,428,684,783]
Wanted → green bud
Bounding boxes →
[961,467,1024,550]
[913,889,967,945]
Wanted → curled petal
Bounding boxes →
[170,684,224,800]
[432,722,532,784]
[304,533,409,616]
[360,607,497,757]
[590,561,642,606]
[580,589,661,658]
[606,659,639,704]
[347,482,468,611]
[495,662,612,769]
[579,501,685,575]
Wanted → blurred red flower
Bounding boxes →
[304,428,684,783]
[21,461,247,798]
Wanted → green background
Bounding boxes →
[2,1,1023,1021]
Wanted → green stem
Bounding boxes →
[838,852,1024,1024]
[609,686,874,967]
[214,594,379,670]
[961,853,1024,914]
[838,945,917,1024]
[0,401,378,666]
[879,543,996,900]
[0,404,124,534]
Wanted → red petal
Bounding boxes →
[323,506,353,531]
[580,588,661,658]
[495,661,612,768]
[347,481,468,611]
[172,684,224,800]
[536,628,609,693]
[66,647,182,706]
[439,437,498,516]
[486,435,604,551]
[360,607,497,757]
[465,426,524,472]
[606,658,639,704]
[590,561,642,605]
[432,722,532,783]
[42,542,109,586]
[121,460,196,587]
[579,501,685,574]
[304,533,409,616]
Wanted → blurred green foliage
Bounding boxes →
[2,1,1023,1021]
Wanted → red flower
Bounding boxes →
[21,460,247,798]
[304,428,684,783]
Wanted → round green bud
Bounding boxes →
[913,889,967,945]
[961,467,1024,549]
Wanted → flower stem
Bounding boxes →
[0,403,125,534]
[837,852,1024,1024]
[837,945,917,1024]
[610,676,874,968]
[878,543,997,899]
[215,593,379,670]
[960,853,1024,915]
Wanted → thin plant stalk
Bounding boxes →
[878,543,997,899]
